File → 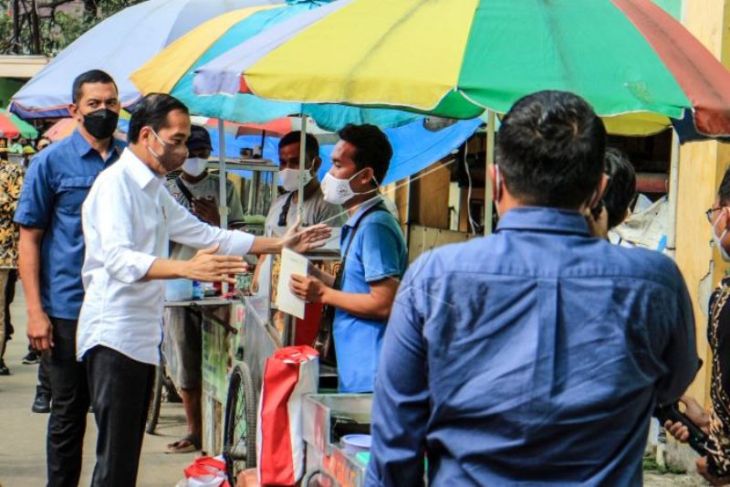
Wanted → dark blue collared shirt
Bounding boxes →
[367,207,698,487]
[14,130,123,320]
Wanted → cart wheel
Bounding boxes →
[146,363,164,434]
[224,363,258,484]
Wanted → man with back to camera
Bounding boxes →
[366,91,699,486]
[14,69,123,487]
[163,125,245,453]
[289,124,408,394]
[76,93,329,486]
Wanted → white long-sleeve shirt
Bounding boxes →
[77,148,254,365]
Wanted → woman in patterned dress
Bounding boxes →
[665,167,730,485]
[0,156,24,374]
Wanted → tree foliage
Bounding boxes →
[0,0,144,56]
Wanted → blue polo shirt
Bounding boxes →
[334,197,407,393]
[14,130,123,320]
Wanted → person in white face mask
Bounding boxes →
[167,125,245,229]
[288,124,407,394]
[264,131,345,238]
[163,124,246,454]
[252,132,346,296]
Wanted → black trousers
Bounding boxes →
[4,269,16,340]
[86,345,155,487]
[37,348,51,393]
[44,318,90,487]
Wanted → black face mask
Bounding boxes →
[82,108,119,140]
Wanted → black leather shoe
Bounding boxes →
[31,387,51,414]
[0,359,9,376]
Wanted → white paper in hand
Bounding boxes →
[276,248,308,319]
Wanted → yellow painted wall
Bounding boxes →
[675,0,730,404]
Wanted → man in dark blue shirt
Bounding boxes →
[366,91,699,486]
[14,70,123,487]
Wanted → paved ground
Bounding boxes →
[645,472,705,486]
[0,284,196,487]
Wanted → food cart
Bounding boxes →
[196,156,279,455]
[301,394,374,487]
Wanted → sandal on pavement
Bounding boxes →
[166,434,201,454]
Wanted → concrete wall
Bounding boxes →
[675,0,730,404]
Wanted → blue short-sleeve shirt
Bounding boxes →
[334,197,407,393]
[14,130,123,320]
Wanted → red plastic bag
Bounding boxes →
[183,456,230,487]
[257,345,319,486]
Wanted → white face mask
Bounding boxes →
[181,157,208,177]
[713,222,730,261]
[279,168,313,192]
[321,170,372,205]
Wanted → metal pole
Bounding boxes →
[218,119,229,295]
[297,116,308,223]
[484,110,496,235]
[666,130,680,258]
[218,119,228,230]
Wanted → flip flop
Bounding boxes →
[166,434,201,454]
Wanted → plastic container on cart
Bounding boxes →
[165,279,193,301]
[342,434,372,455]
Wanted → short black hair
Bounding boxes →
[279,131,320,160]
[127,93,189,144]
[603,147,637,229]
[71,70,118,104]
[496,90,606,208]
[337,124,392,185]
[719,166,730,206]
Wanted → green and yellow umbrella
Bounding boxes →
[194,0,730,140]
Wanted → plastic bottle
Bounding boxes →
[192,280,204,300]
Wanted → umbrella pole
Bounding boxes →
[297,116,308,223]
[484,110,496,236]
[666,130,680,258]
[218,118,228,230]
[217,118,229,295]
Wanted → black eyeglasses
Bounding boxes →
[706,207,723,223]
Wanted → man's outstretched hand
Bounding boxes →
[281,220,332,254]
[184,244,247,284]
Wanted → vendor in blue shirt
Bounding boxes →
[13,69,124,487]
[290,124,407,393]
[366,91,699,486]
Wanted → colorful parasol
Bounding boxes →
[10,0,285,119]
[193,0,730,140]
[130,1,419,131]
[0,110,38,139]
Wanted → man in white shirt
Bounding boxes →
[77,94,329,487]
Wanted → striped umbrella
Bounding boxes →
[193,0,730,140]
[10,0,284,119]
[0,110,38,139]
[130,1,419,131]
